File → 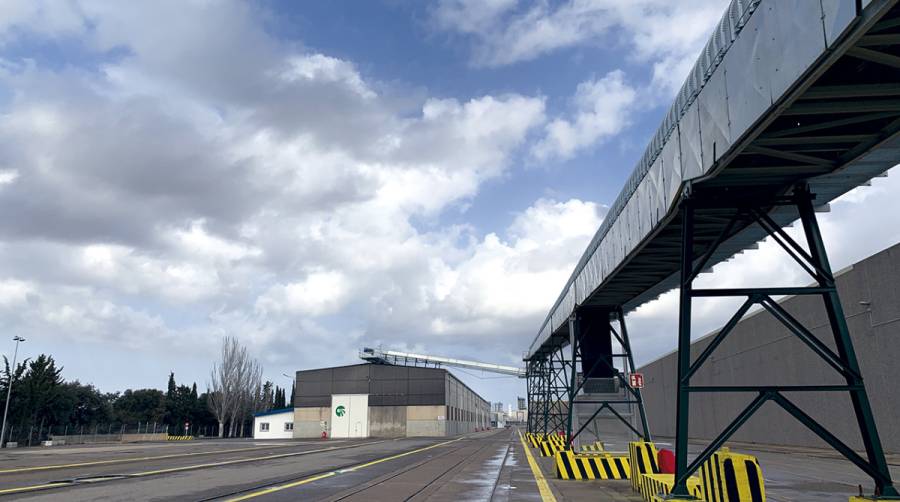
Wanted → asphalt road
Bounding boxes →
[0,429,542,501]
[4,429,896,501]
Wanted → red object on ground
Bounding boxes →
[658,448,675,474]
[321,431,328,439]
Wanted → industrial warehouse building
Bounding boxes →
[291,363,490,438]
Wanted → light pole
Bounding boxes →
[1,336,25,448]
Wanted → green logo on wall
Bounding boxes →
[335,405,346,417]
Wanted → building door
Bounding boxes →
[330,394,369,438]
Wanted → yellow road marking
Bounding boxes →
[226,437,464,501]
[0,442,318,475]
[0,440,387,496]
[0,482,71,495]
[518,430,557,502]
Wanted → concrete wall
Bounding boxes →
[53,433,167,444]
[638,243,900,453]
[369,405,407,437]
[294,407,329,438]
[407,405,448,437]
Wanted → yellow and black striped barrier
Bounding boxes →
[634,446,765,502]
[525,433,544,448]
[639,473,703,501]
[546,435,567,445]
[580,441,605,452]
[555,450,630,480]
[628,441,659,492]
[697,448,765,502]
[166,435,194,441]
[539,440,566,457]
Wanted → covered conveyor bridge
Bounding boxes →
[524,0,900,498]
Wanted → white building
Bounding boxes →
[253,408,294,439]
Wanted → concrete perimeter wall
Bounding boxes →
[638,243,900,453]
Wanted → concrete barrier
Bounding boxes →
[636,447,766,502]
[698,448,765,502]
[639,473,703,501]
[539,440,565,457]
[166,435,194,441]
[555,450,630,480]
[629,441,660,492]
[51,433,167,445]
[580,441,605,452]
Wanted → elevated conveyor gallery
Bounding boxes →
[525,0,900,499]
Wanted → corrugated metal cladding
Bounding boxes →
[295,364,470,408]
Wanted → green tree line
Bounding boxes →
[1,354,294,445]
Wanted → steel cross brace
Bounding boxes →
[564,308,652,448]
[669,185,898,498]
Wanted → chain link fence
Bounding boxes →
[1,422,234,447]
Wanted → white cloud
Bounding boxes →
[0,170,19,185]
[0,0,554,391]
[429,198,605,331]
[432,0,729,93]
[532,70,636,160]
[256,271,351,317]
[0,279,33,307]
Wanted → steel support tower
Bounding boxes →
[525,308,652,446]
[668,183,898,498]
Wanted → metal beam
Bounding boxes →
[847,46,900,70]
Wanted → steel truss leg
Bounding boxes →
[669,185,898,498]
[565,308,652,449]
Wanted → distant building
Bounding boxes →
[292,363,489,438]
[252,408,294,439]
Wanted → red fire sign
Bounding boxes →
[629,373,645,389]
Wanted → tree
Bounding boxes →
[113,389,165,425]
[207,336,264,438]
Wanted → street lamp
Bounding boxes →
[1,336,25,448]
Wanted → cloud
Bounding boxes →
[532,70,637,161]
[431,0,729,93]
[0,0,557,391]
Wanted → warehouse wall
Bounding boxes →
[638,243,900,453]
[407,405,448,436]
[445,372,490,435]
[368,406,407,437]
[295,364,447,407]
[293,363,489,438]
[294,407,329,438]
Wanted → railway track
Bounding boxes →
[201,429,513,502]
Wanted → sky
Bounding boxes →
[1,0,899,407]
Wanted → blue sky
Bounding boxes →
[1,0,899,407]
